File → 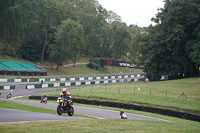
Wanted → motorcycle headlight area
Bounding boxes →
[57,99,63,102]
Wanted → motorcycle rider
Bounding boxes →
[6,93,12,99]
[43,95,47,101]
[120,110,127,119]
[120,110,124,116]
[60,88,71,100]
[60,88,72,106]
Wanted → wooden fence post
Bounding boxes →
[118,86,120,93]
[150,88,151,96]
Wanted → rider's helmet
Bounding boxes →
[44,95,46,97]
[62,88,67,94]
[120,110,124,115]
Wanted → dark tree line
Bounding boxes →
[0,0,199,80]
[0,0,131,69]
[133,0,200,80]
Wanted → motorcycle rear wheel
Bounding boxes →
[57,105,62,115]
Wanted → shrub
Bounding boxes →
[87,62,94,69]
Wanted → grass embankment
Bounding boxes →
[0,117,200,133]
[38,77,200,115]
[46,65,143,76]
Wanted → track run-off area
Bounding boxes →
[0,83,171,123]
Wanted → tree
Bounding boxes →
[38,0,64,64]
[56,19,85,68]
[48,44,65,70]
[143,0,200,80]
[129,25,145,66]
[72,0,107,58]
[110,22,131,60]
[18,33,42,61]
[106,11,122,24]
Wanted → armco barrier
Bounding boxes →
[26,77,145,89]
[0,85,15,90]
[0,73,145,83]
[29,96,200,122]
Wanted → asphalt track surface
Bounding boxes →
[0,83,171,123]
[0,109,88,123]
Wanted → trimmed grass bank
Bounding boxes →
[0,119,200,133]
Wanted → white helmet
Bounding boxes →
[62,88,67,93]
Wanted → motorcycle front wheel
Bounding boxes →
[57,105,62,115]
[68,106,74,116]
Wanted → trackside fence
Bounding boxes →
[0,85,15,90]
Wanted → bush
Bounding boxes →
[87,62,102,70]
[0,42,16,57]
[87,62,94,69]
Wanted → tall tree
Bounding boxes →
[72,0,107,58]
[129,25,145,66]
[143,0,200,80]
[110,22,131,60]
[56,19,85,68]
[38,0,64,64]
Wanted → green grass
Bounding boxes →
[0,118,200,133]
[38,77,200,115]
[45,65,143,76]
[0,100,92,119]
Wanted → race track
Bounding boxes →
[0,83,171,123]
[0,109,88,123]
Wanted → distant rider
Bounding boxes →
[120,110,124,117]
[43,95,47,101]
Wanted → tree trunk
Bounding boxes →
[8,26,15,43]
[73,60,76,67]
[56,64,59,70]
[40,31,48,64]
[112,49,116,60]
[51,62,53,70]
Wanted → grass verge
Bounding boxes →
[0,113,200,133]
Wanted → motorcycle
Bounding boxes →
[57,97,74,116]
[6,93,12,99]
[40,96,47,104]
[120,111,127,119]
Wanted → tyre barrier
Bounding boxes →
[29,96,200,122]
